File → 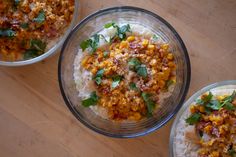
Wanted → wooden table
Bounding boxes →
[0,0,235,156]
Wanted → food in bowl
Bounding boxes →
[0,0,75,61]
[73,22,177,121]
[174,89,236,157]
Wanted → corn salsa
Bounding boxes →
[0,0,74,61]
[74,22,176,121]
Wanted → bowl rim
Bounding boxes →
[0,0,79,66]
[58,6,191,138]
[169,80,236,156]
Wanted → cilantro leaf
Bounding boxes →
[116,24,131,40]
[152,34,159,41]
[80,34,100,53]
[228,148,236,156]
[137,65,148,78]
[128,57,141,67]
[104,22,115,28]
[93,69,104,85]
[142,92,156,116]
[196,99,205,105]
[82,91,99,107]
[111,75,122,89]
[0,29,16,37]
[30,39,46,52]
[103,51,109,58]
[202,92,213,103]
[24,49,40,59]
[20,23,29,29]
[206,100,222,110]
[129,82,139,91]
[33,10,45,23]
[186,113,201,125]
[223,91,236,103]
[224,102,235,111]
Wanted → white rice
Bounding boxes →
[173,85,236,157]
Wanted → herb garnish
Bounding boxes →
[24,39,46,59]
[186,113,201,125]
[20,23,29,29]
[129,82,139,91]
[141,92,156,116]
[80,34,100,53]
[128,58,148,78]
[33,10,45,23]
[82,91,99,107]
[93,69,104,85]
[104,22,131,40]
[111,75,122,89]
[0,29,16,38]
[103,51,109,58]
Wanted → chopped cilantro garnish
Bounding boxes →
[136,65,148,77]
[152,34,159,41]
[202,91,213,103]
[24,49,40,59]
[111,75,122,89]
[104,22,115,28]
[20,23,29,29]
[228,148,236,156]
[0,29,16,38]
[129,82,139,91]
[142,92,156,116]
[80,34,100,53]
[82,91,99,107]
[116,24,131,40]
[30,39,46,52]
[196,99,205,105]
[224,102,235,111]
[206,99,222,110]
[103,51,109,58]
[93,69,104,85]
[128,58,148,78]
[186,113,201,125]
[33,10,45,23]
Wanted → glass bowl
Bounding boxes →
[170,80,236,156]
[58,6,191,138]
[0,0,79,66]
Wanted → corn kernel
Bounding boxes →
[158,80,165,89]
[127,36,135,42]
[167,53,174,60]
[199,106,205,112]
[142,39,149,47]
[147,44,155,50]
[150,59,157,66]
[119,41,128,49]
[161,44,169,51]
[190,105,196,113]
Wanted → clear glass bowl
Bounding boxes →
[58,6,191,138]
[0,0,79,66]
[170,80,236,156]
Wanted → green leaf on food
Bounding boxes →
[152,34,159,41]
[129,82,139,91]
[111,75,122,89]
[228,148,236,157]
[128,57,141,67]
[30,39,46,52]
[33,10,45,23]
[224,102,235,111]
[186,113,201,125]
[223,91,236,103]
[20,23,29,29]
[142,92,156,116]
[206,99,222,110]
[136,65,148,78]
[116,24,131,40]
[104,22,115,28]
[0,29,16,38]
[202,91,213,103]
[24,49,41,59]
[93,69,104,85]
[103,51,109,58]
[82,91,99,107]
[196,99,205,105]
[80,34,100,53]
[166,80,174,88]
[14,0,20,5]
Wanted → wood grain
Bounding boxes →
[0,0,235,157]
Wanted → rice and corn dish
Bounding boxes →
[74,22,176,121]
[0,0,74,61]
[185,91,236,157]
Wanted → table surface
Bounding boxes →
[0,0,236,157]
